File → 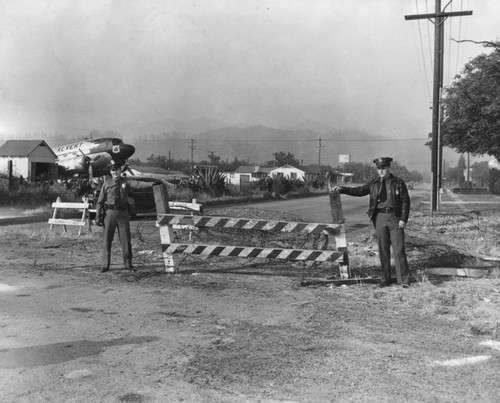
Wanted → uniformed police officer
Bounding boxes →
[332,157,411,288]
[95,160,158,273]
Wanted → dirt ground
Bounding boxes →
[1,202,500,402]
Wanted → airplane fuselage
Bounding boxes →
[54,138,135,177]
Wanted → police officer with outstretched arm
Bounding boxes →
[95,160,159,273]
[332,157,411,288]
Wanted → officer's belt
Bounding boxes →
[105,204,127,211]
[377,207,395,213]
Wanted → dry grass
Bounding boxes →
[325,204,500,339]
[3,202,500,339]
[413,278,500,338]
[406,208,500,338]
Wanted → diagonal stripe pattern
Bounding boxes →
[158,214,342,235]
[162,243,343,262]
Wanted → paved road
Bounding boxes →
[243,187,428,233]
[0,186,429,232]
[242,195,369,233]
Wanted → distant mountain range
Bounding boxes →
[118,116,226,136]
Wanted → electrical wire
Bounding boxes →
[409,0,432,103]
[454,0,466,76]
[139,137,428,144]
[446,1,454,86]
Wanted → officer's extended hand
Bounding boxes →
[331,186,341,193]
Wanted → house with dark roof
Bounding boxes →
[301,164,343,184]
[0,140,58,181]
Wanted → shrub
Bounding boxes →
[0,182,77,208]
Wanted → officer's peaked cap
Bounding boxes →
[373,157,393,168]
[109,160,124,170]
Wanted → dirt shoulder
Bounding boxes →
[1,201,500,402]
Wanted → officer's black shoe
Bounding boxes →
[402,283,411,289]
[378,281,392,288]
[101,266,110,273]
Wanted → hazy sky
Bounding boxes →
[0,0,498,142]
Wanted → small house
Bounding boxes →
[225,165,264,186]
[0,140,58,181]
[269,164,305,181]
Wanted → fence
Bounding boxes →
[154,184,349,275]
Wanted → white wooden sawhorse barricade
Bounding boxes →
[48,196,91,236]
[153,185,350,276]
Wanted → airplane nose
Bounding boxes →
[118,144,136,160]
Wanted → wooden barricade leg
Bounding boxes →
[83,197,92,233]
[329,191,350,279]
[154,184,177,273]
[50,196,68,234]
[77,201,88,236]
[49,196,60,231]
[159,226,176,273]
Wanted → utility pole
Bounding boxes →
[189,139,196,171]
[405,1,472,212]
[467,152,470,182]
[317,138,324,166]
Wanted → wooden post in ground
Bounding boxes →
[329,190,344,224]
[154,184,177,273]
[329,191,350,278]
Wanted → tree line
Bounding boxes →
[129,151,423,184]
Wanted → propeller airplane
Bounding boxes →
[53,137,135,178]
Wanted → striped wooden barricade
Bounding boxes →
[158,214,346,262]
[155,188,349,275]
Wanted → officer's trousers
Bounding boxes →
[375,212,410,284]
[102,209,132,269]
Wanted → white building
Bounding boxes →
[224,164,308,187]
[0,140,58,181]
[225,165,270,186]
[269,164,305,181]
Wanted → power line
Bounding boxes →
[454,0,466,77]
[446,0,454,86]
[410,0,432,102]
[139,137,428,143]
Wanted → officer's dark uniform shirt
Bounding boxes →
[96,177,153,215]
[377,178,393,210]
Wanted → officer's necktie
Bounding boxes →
[378,179,387,203]
[115,181,121,205]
